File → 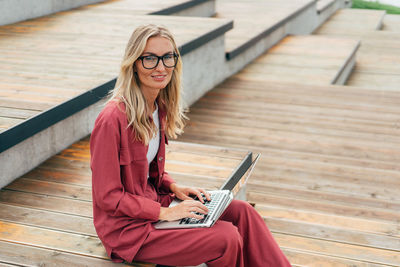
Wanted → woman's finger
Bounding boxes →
[179,194,192,201]
[187,188,203,203]
[198,188,211,201]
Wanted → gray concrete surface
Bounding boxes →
[0,98,106,189]
[171,0,215,17]
[0,0,106,26]
[182,36,227,107]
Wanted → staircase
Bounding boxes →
[1,0,400,266]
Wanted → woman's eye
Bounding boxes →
[164,54,173,59]
[144,56,157,61]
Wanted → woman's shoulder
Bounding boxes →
[95,100,127,127]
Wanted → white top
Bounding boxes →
[147,103,160,171]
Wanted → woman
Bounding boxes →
[90,24,291,267]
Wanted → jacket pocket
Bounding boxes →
[119,146,147,165]
[119,148,132,165]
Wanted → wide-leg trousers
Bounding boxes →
[134,200,291,267]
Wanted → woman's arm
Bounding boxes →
[90,112,161,221]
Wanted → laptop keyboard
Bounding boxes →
[179,191,225,225]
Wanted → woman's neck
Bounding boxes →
[142,88,160,113]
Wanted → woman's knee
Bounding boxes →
[223,200,253,219]
[230,199,253,211]
[213,222,243,249]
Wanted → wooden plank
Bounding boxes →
[248,192,400,223]
[247,177,400,211]
[0,240,138,267]
[264,215,400,251]
[0,107,40,119]
[0,203,96,236]
[181,121,400,165]
[274,233,400,266]
[189,106,400,141]
[187,111,400,144]
[383,14,400,32]
[5,178,92,201]
[0,190,92,217]
[168,141,248,159]
[0,116,23,130]
[0,221,105,258]
[192,93,400,124]
[282,248,386,267]
[256,204,399,237]
[23,167,92,187]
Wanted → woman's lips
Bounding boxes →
[152,74,166,82]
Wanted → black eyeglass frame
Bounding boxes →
[138,53,179,69]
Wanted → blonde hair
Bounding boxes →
[109,24,186,145]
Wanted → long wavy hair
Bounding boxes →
[109,24,186,145]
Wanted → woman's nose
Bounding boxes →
[155,60,166,71]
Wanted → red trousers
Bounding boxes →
[134,200,291,267]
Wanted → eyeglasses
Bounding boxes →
[138,53,178,69]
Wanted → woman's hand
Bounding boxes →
[158,183,212,221]
[159,199,208,221]
[169,183,211,203]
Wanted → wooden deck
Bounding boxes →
[0,137,249,266]
[0,2,229,133]
[383,14,400,31]
[314,8,386,35]
[178,73,400,264]
[234,35,359,85]
[314,10,400,91]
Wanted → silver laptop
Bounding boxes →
[154,154,260,229]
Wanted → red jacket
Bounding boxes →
[90,101,175,262]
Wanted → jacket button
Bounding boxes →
[159,156,163,161]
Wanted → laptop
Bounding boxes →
[154,153,260,229]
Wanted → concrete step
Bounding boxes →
[314,8,400,91]
[82,0,216,17]
[233,35,360,86]
[0,0,216,26]
[316,0,350,25]
[382,14,400,31]
[345,31,400,91]
[314,8,386,35]
[216,0,318,70]
[0,7,232,188]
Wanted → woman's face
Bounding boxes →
[135,36,175,95]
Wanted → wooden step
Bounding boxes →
[216,0,316,59]
[316,9,400,91]
[0,138,249,266]
[0,14,230,136]
[345,31,400,91]
[274,232,399,266]
[177,66,400,265]
[0,240,135,267]
[0,3,233,190]
[383,14,400,31]
[235,35,359,85]
[314,8,386,35]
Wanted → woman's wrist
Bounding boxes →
[159,207,168,221]
[170,182,177,193]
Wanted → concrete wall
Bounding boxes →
[0,0,106,26]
